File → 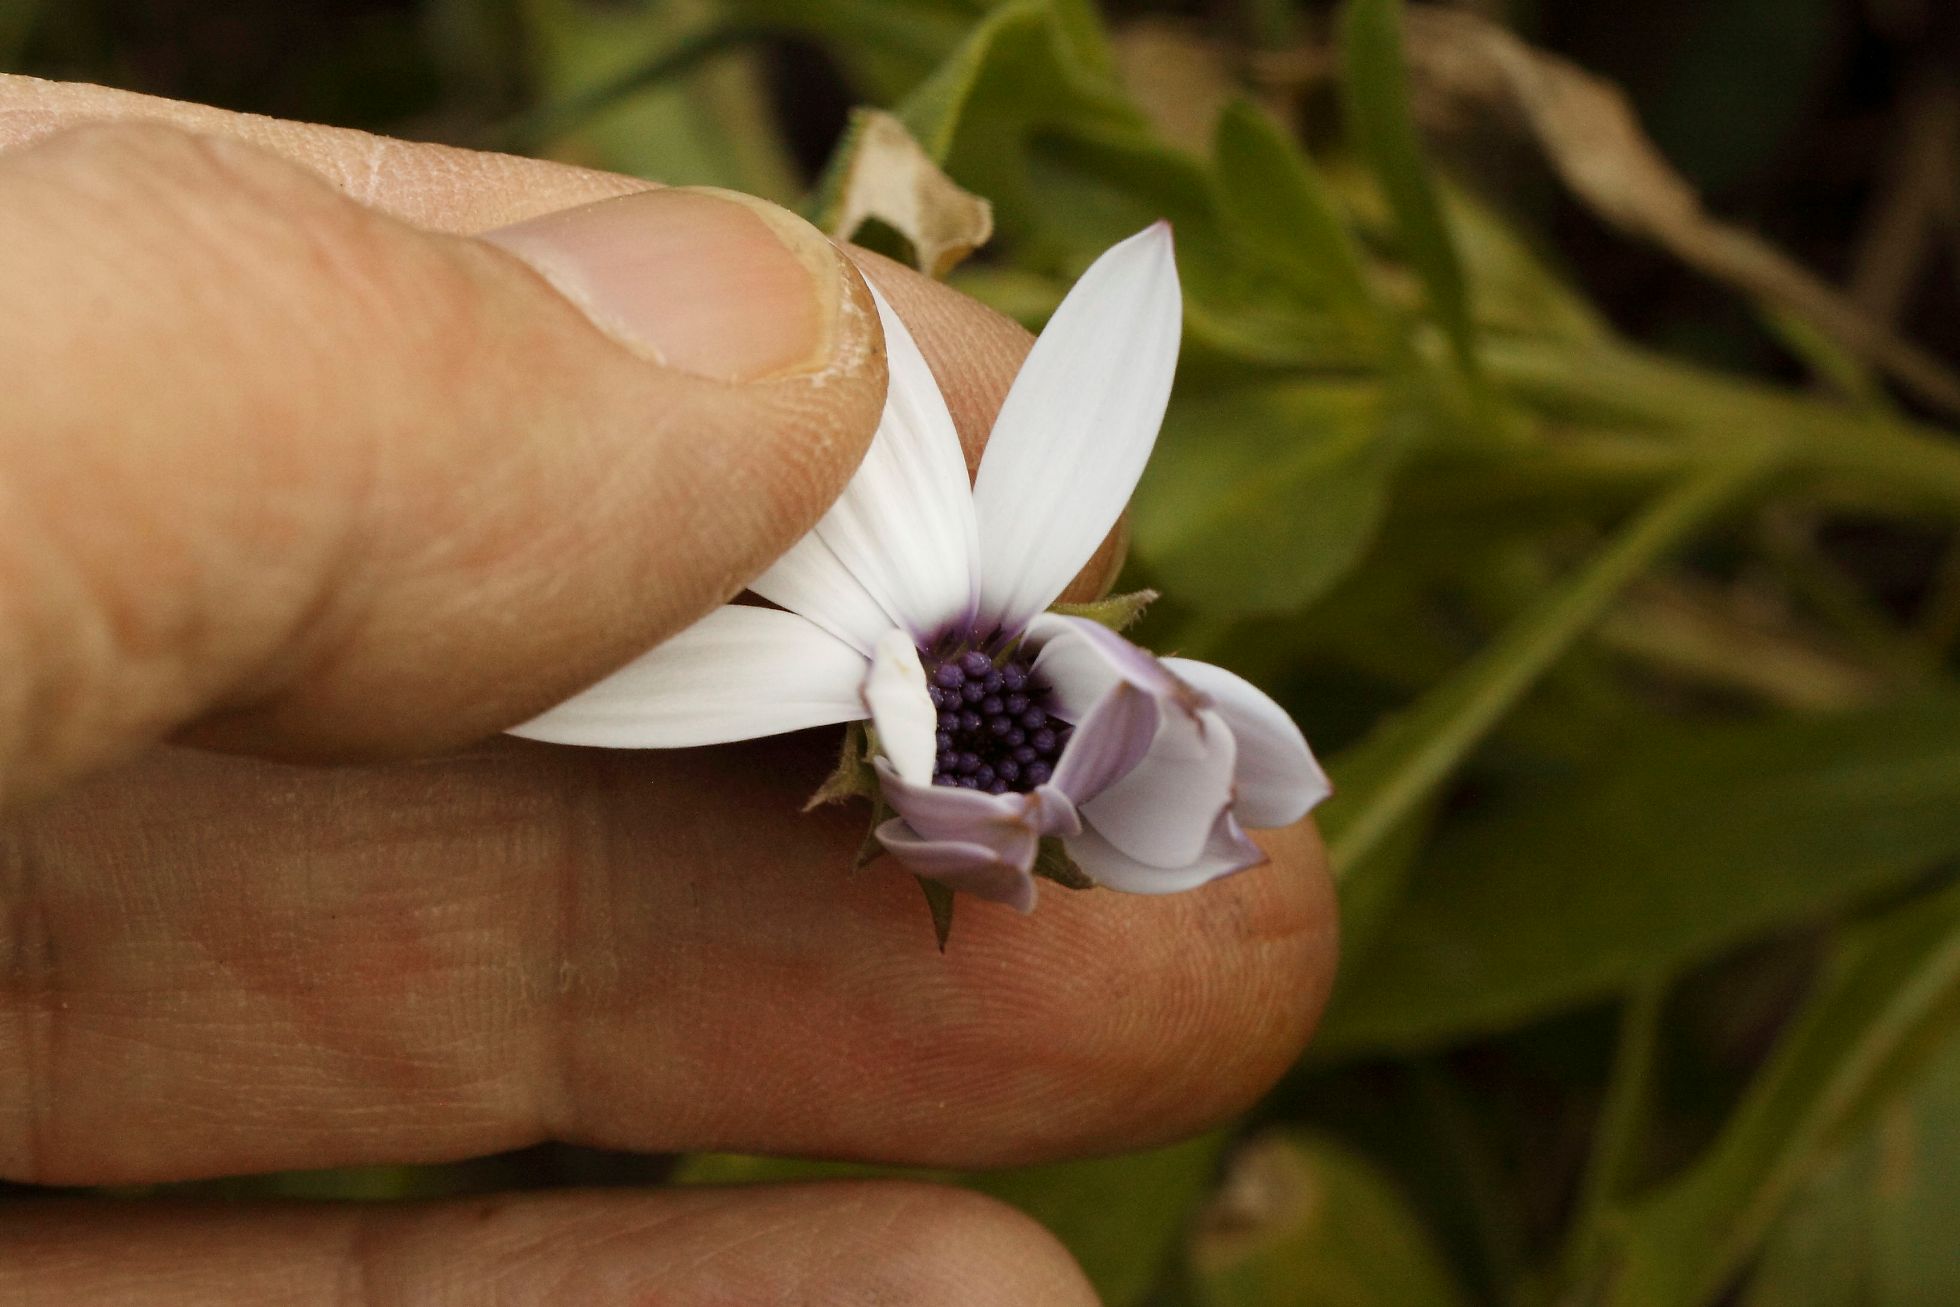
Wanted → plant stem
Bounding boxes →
[1326,454,1767,882]
[1558,978,1668,1295]
[1484,338,1960,516]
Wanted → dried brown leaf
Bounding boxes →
[826,109,993,279]
[1399,8,1960,419]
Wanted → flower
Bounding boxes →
[512,224,1329,912]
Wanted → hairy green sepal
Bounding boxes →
[1034,837,1097,890]
[1047,588,1158,632]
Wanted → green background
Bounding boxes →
[7,1,1960,1302]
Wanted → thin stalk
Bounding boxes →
[1483,338,1960,514]
[1558,978,1668,1294]
[1326,453,1768,880]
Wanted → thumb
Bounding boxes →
[0,123,884,805]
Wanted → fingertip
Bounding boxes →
[928,813,1339,1160]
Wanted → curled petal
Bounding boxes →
[1048,681,1159,804]
[874,758,1080,910]
[510,605,866,748]
[1028,613,1229,862]
[1162,657,1330,828]
[1080,707,1237,870]
[1028,612,1186,722]
[864,631,937,786]
[1068,807,1267,896]
[877,760,1081,843]
[973,223,1182,631]
[875,820,1037,913]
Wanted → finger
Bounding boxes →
[0,121,885,803]
[0,76,1125,591]
[0,74,656,231]
[0,742,1336,1186]
[0,1183,1097,1306]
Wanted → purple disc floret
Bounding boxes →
[922,644,1072,795]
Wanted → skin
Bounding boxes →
[0,76,1338,1304]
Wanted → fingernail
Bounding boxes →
[483,186,847,383]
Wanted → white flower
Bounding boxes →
[512,224,1329,911]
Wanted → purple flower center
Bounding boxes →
[923,646,1071,794]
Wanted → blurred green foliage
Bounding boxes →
[9,0,1960,1302]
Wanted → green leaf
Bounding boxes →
[671,1152,922,1186]
[1338,0,1478,381]
[1321,691,1960,1058]
[514,0,796,199]
[893,1,1140,233]
[1319,459,1763,966]
[1042,0,1118,81]
[1747,1028,1960,1307]
[1191,1131,1470,1307]
[675,1137,1227,1307]
[1596,878,1960,1307]
[1212,100,1384,341]
[973,1135,1228,1307]
[1130,383,1407,618]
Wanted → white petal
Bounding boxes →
[1079,707,1237,868]
[751,287,979,648]
[865,630,937,786]
[1067,807,1267,895]
[972,224,1181,631]
[747,533,898,655]
[509,605,867,748]
[1163,657,1330,828]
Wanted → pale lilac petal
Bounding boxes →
[1028,612,1185,722]
[1079,707,1237,869]
[1067,807,1267,895]
[865,631,937,785]
[752,288,979,647]
[1162,657,1330,828]
[876,759,1081,848]
[876,820,1037,912]
[1048,681,1159,803]
[972,224,1182,631]
[511,605,866,748]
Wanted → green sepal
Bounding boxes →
[917,876,957,951]
[805,721,879,811]
[853,796,896,872]
[1033,837,1097,890]
[1046,588,1158,633]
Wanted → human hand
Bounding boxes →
[0,77,1337,1304]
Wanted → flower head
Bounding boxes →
[513,224,1329,913]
